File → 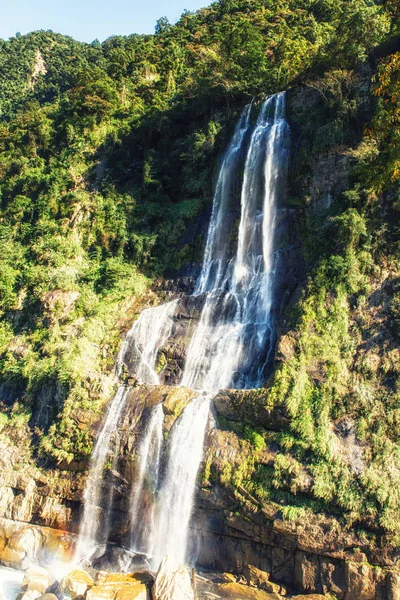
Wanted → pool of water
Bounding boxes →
[0,567,24,600]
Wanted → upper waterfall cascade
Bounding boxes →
[75,93,290,568]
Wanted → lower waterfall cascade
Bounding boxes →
[75,92,290,568]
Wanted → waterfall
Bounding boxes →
[74,385,129,563]
[196,103,252,294]
[129,94,289,565]
[120,300,177,384]
[129,404,164,553]
[182,92,289,391]
[76,93,290,568]
[147,395,211,566]
[74,301,176,562]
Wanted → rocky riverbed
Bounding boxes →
[3,556,338,600]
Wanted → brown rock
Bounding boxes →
[220,573,237,584]
[0,547,26,568]
[37,595,58,600]
[217,582,280,599]
[96,574,146,587]
[8,527,43,562]
[86,587,115,600]
[59,569,94,599]
[344,562,375,600]
[114,586,147,600]
[244,565,270,588]
[320,559,345,599]
[294,552,320,593]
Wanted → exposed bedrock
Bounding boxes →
[0,385,399,598]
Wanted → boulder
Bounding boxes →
[37,595,58,600]
[87,573,148,600]
[59,569,94,599]
[244,565,270,588]
[17,591,42,600]
[0,547,26,569]
[153,556,194,600]
[217,582,281,599]
[6,527,43,567]
[22,567,54,595]
[86,587,115,600]
[114,587,147,600]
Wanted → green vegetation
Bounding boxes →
[0,0,399,548]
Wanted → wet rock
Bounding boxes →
[8,527,43,564]
[344,562,375,600]
[114,587,147,600]
[153,556,194,600]
[163,388,194,420]
[22,567,54,595]
[59,569,94,599]
[90,573,149,600]
[0,526,43,569]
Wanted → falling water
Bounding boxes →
[130,94,289,565]
[77,93,290,568]
[74,385,129,563]
[129,404,164,552]
[148,395,212,565]
[182,92,290,391]
[196,103,252,293]
[120,300,177,384]
[75,301,177,562]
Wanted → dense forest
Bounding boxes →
[1,0,400,553]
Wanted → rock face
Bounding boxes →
[1,385,400,599]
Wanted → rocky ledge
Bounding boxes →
[0,386,400,599]
[15,556,336,600]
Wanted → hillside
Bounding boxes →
[0,0,400,591]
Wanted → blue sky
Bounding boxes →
[0,0,208,42]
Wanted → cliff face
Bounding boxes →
[0,385,399,599]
